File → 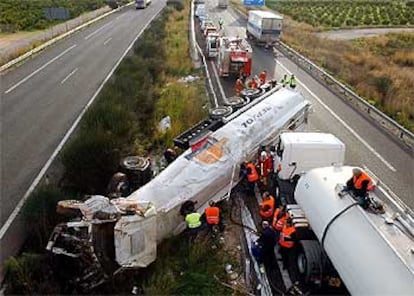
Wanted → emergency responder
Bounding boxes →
[241,160,259,196]
[247,77,258,89]
[259,191,275,221]
[289,74,297,89]
[164,147,177,165]
[344,168,374,209]
[203,200,224,232]
[272,205,289,232]
[218,17,224,30]
[256,220,278,272]
[279,218,296,269]
[234,77,244,95]
[259,70,267,85]
[185,210,202,241]
[259,150,273,190]
[280,74,288,87]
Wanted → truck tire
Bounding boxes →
[224,96,250,111]
[209,106,233,120]
[120,156,152,191]
[240,88,262,100]
[295,240,323,286]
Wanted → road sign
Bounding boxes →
[243,0,265,6]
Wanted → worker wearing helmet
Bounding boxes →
[259,70,267,85]
[344,168,374,209]
[256,220,278,272]
[272,205,289,232]
[203,200,224,232]
[279,218,296,269]
[259,150,273,189]
[241,160,259,196]
[234,78,244,95]
[185,210,202,241]
[280,74,288,87]
[259,191,275,221]
[289,74,297,89]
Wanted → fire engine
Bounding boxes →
[217,37,252,77]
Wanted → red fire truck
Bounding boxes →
[217,37,252,78]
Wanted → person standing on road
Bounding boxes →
[256,220,278,272]
[289,74,297,89]
[279,218,297,269]
[218,17,224,30]
[259,70,267,85]
[234,77,244,95]
[280,74,288,87]
[259,191,275,221]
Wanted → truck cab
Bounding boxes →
[206,33,220,58]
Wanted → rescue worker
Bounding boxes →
[344,168,374,209]
[289,74,297,89]
[272,205,289,232]
[256,220,278,272]
[234,77,244,95]
[259,191,275,221]
[259,150,273,190]
[203,200,224,232]
[246,78,258,89]
[242,160,259,196]
[279,218,297,269]
[218,17,224,30]
[280,74,288,87]
[164,147,177,165]
[185,210,202,241]
[259,70,267,85]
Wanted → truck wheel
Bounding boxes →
[209,106,233,120]
[120,156,152,191]
[295,240,323,286]
[224,96,250,111]
[240,88,262,100]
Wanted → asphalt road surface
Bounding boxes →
[0,1,165,226]
[199,1,414,209]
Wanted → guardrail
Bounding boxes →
[274,42,414,148]
[229,5,414,148]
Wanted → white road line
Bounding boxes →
[84,21,113,40]
[0,3,165,239]
[275,60,397,172]
[60,68,78,84]
[210,60,227,101]
[4,44,77,94]
[104,37,113,45]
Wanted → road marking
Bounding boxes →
[275,60,397,172]
[84,21,113,40]
[104,37,113,45]
[210,60,226,101]
[0,3,165,240]
[60,68,78,84]
[4,44,77,94]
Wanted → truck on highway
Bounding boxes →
[217,37,252,77]
[218,0,229,9]
[272,132,414,294]
[46,88,311,289]
[135,0,151,9]
[206,33,220,59]
[246,10,283,47]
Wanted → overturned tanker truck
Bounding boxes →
[46,87,310,288]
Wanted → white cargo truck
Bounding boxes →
[135,0,151,9]
[246,10,283,47]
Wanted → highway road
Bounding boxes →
[0,1,165,227]
[199,1,414,209]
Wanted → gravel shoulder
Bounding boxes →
[317,27,414,40]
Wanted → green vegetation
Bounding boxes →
[268,0,414,29]
[0,0,107,32]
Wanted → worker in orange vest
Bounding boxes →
[272,205,289,232]
[278,218,297,269]
[203,200,224,231]
[259,70,267,85]
[242,160,259,196]
[234,78,244,95]
[259,191,275,221]
[344,168,374,209]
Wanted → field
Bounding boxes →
[268,0,414,29]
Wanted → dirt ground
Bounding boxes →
[317,27,414,40]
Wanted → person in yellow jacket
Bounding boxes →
[185,211,202,241]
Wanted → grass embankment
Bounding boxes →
[3,1,215,294]
[232,0,414,130]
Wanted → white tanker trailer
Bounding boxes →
[46,88,311,282]
[273,132,414,294]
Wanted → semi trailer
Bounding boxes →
[246,10,283,47]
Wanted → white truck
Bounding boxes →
[218,0,229,9]
[46,88,311,287]
[206,33,220,58]
[246,10,283,47]
[135,0,151,9]
[273,132,414,294]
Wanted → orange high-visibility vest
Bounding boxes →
[205,206,220,225]
[235,79,244,95]
[251,79,258,89]
[260,196,275,219]
[246,163,259,182]
[272,208,281,229]
[274,212,289,231]
[353,172,374,191]
[279,224,296,248]
[259,71,266,85]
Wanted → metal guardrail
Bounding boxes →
[230,5,414,148]
[274,42,414,148]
